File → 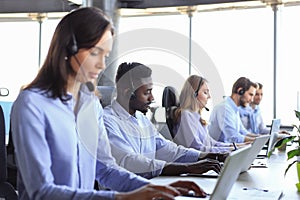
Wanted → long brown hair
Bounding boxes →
[25,7,114,102]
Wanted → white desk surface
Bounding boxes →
[151,148,300,199]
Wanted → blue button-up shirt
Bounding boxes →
[11,86,149,200]
[208,97,249,143]
[103,100,200,179]
[173,110,231,153]
[239,105,270,134]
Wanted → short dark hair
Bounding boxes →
[115,62,152,90]
[232,77,257,94]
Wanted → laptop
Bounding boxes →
[180,145,251,200]
[257,119,281,157]
[240,135,270,173]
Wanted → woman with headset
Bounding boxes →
[10,7,206,200]
[173,75,246,152]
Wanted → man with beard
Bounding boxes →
[208,77,258,143]
[239,82,270,134]
[103,62,227,179]
[239,82,289,135]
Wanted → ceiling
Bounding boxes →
[0,0,300,20]
[0,0,78,13]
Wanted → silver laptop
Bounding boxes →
[176,145,252,199]
[267,119,281,156]
[205,145,251,200]
[240,135,270,173]
[257,119,281,157]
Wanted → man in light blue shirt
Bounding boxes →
[239,83,289,135]
[239,82,269,134]
[209,77,258,143]
[103,62,226,179]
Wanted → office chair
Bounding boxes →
[97,86,116,108]
[150,106,173,141]
[0,105,17,199]
[6,122,17,190]
[162,86,179,138]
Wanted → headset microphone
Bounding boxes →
[198,99,209,111]
[73,55,95,92]
[85,81,95,92]
[204,106,209,112]
[194,77,209,111]
[195,94,209,111]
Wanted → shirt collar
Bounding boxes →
[253,105,259,112]
[189,110,201,120]
[226,96,239,112]
[111,99,132,120]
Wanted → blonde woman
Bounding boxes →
[173,75,238,153]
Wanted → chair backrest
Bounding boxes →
[162,86,179,138]
[6,121,17,189]
[97,86,116,107]
[0,105,7,182]
[150,106,173,141]
[0,105,18,199]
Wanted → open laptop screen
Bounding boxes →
[257,118,281,157]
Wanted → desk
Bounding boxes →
[151,149,300,199]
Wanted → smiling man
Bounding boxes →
[103,62,227,179]
[208,77,258,143]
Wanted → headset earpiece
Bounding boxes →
[194,77,203,98]
[130,91,136,100]
[193,91,198,98]
[238,89,245,95]
[68,32,78,56]
[129,70,136,100]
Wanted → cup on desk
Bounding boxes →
[277,142,286,151]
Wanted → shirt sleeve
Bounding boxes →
[173,111,230,153]
[146,114,200,164]
[96,160,150,192]
[207,129,231,152]
[155,132,200,163]
[219,106,245,143]
[256,112,270,134]
[239,116,249,136]
[103,114,167,179]
[11,92,115,200]
[96,105,150,191]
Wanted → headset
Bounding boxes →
[67,30,95,92]
[129,70,136,100]
[237,88,245,95]
[67,32,78,56]
[194,77,209,111]
[234,77,249,95]
[194,77,203,98]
